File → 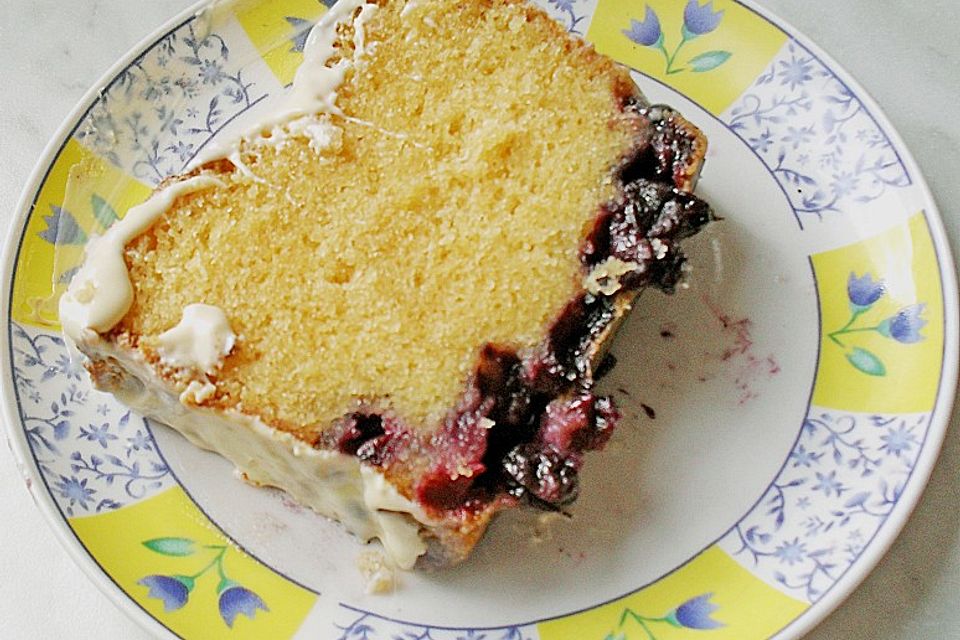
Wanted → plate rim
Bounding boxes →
[1,2,217,638]
[1,0,957,638]
[733,0,960,636]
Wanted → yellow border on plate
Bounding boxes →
[588,0,786,115]
[11,140,152,331]
[70,486,316,638]
[812,213,944,414]
[538,545,807,639]
[232,0,328,86]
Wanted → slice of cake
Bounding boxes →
[60,0,713,569]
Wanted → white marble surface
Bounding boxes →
[0,0,957,638]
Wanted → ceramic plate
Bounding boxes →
[3,0,957,638]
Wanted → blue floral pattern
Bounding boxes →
[723,42,910,226]
[719,408,929,603]
[536,0,594,35]
[334,607,536,639]
[12,324,173,516]
[139,575,191,612]
[73,17,272,185]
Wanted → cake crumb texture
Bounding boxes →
[357,550,396,594]
[119,0,642,432]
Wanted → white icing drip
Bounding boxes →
[157,304,236,374]
[59,0,430,572]
[287,0,369,118]
[340,114,428,149]
[59,176,223,339]
[227,148,267,183]
[189,0,378,170]
[216,116,344,162]
[285,115,344,155]
[80,337,429,569]
[63,40,359,338]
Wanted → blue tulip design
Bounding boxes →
[668,593,725,629]
[138,575,192,612]
[878,304,927,344]
[683,0,724,37]
[622,2,730,75]
[617,591,724,636]
[830,271,927,376]
[218,583,270,627]
[847,272,885,308]
[138,538,270,626]
[622,6,662,47]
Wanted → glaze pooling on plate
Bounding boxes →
[2,0,956,639]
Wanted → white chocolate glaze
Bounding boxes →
[62,0,377,339]
[190,0,376,169]
[59,176,223,340]
[287,0,370,118]
[73,334,430,569]
[58,0,432,570]
[157,304,236,374]
[252,115,344,157]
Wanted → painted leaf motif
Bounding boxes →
[143,537,197,556]
[846,347,886,377]
[687,50,731,72]
[39,206,87,245]
[285,16,313,53]
[91,194,119,229]
[844,491,871,508]
[53,421,69,440]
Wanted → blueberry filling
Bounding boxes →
[331,102,712,517]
